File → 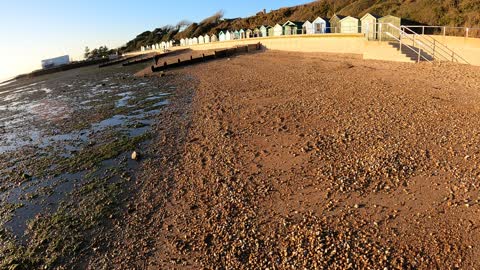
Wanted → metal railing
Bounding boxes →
[401,25,480,38]
[374,23,468,64]
[400,25,469,64]
[377,23,432,63]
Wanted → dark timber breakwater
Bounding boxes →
[150,43,262,72]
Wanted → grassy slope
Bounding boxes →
[123,0,480,52]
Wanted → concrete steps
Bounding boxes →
[387,42,434,62]
[363,41,416,63]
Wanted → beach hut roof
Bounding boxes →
[303,20,312,26]
[283,21,303,28]
[361,13,380,20]
[331,14,346,20]
[313,17,328,23]
[239,29,245,33]
[340,16,359,22]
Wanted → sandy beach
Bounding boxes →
[86,50,480,269]
[2,49,480,269]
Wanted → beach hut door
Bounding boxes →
[316,23,324,33]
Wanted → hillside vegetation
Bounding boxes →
[121,0,480,52]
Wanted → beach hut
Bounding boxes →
[219,31,226,42]
[273,24,283,36]
[225,30,232,41]
[239,29,245,39]
[329,14,346,33]
[340,16,360,33]
[180,39,185,46]
[268,26,274,36]
[246,29,253,38]
[204,34,210,43]
[234,30,240,39]
[253,27,261,37]
[378,15,402,40]
[198,35,205,44]
[260,25,268,37]
[361,13,379,40]
[141,46,145,51]
[193,37,199,44]
[169,41,173,47]
[161,41,166,50]
[283,21,303,35]
[312,17,329,33]
[303,21,313,34]
[211,34,218,42]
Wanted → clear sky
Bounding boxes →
[0,0,310,82]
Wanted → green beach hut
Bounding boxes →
[329,14,346,33]
[283,21,303,35]
[378,15,402,40]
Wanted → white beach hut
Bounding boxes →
[180,39,185,46]
[204,34,210,43]
[273,24,283,36]
[141,46,145,51]
[246,29,253,38]
[193,37,198,44]
[239,29,245,39]
[211,34,218,42]
[361,13,379,40]
[219,31,226,42]
[340,16,360,33]
[260,26,268,37]
[312,17,328,34]
[198,35,205,44]
[225,30,232,41]
[303,21,313,34]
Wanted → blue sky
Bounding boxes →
[0,0,310,81]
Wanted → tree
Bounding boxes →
[84,46,90,59]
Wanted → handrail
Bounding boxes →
[377,23,468,64]
[384,32,431,63]
[401,26,469,64]
[401,25,480,38]
[379,23,435,62]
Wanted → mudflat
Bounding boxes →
[94,50,480,269]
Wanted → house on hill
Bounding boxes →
[219,31,226,42]
[329,14,346,33]
[361,13,380,40]
[283,21,303,35]
[273,24,283,36]
[378,15,402,40]
[339,16,360,33]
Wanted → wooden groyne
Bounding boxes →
[122,53,160,67]
[151,43,262,72]
[98,55,138,68]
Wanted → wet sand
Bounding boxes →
[95,50,480,269]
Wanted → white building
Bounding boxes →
[219,31,226,42]
[273,24,283,36]
[198,35,205,44]
[204,34,210,43]
[42,55,70,69]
